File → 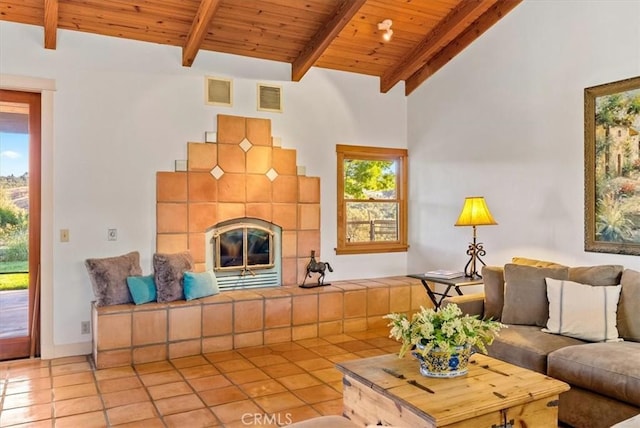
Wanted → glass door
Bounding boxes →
[0,90,41,360]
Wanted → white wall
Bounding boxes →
[407,0,640,274]
[0,22,407,356]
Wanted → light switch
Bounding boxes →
[60,229,69,242]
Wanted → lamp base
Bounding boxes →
[463,241,487,279]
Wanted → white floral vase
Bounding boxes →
[412,343,473,378]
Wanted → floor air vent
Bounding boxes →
[217,271,280,290]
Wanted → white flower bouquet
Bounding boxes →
[384,303,505,358]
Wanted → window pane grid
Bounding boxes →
[336,144,408,254]
[345,201,398,243]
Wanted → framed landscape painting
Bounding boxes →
[585,76,640,255]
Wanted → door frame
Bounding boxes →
[0,74,56,359]
[0,89,41,360]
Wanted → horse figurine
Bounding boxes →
[300,250,333,288]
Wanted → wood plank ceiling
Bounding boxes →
[0,0,522,95]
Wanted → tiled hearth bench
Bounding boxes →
[92,276,429,369]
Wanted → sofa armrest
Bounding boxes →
[442,293,485,317]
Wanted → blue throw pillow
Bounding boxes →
[126,275,157,305]
[183,270,219,300]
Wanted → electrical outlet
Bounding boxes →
[108,229,117,241]
[81,321,91,335]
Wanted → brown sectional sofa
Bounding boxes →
[446,258,640,428]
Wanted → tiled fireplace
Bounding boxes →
[92,114,430,369]
[156,114,321,286]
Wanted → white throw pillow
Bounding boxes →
[543,278,622,342]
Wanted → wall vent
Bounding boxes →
[205,76,232,106]
[257,84,282,112]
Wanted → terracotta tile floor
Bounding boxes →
[0,329,399,427]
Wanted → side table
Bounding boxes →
[407,273,483,310]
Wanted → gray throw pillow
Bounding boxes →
[85,251,142,306]
[618,269,640,342]
[501,263,569,327]
[568,265,623,286]
[153,251,194,302]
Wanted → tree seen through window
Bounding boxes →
[336,145,408,254]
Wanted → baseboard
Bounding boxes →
[41,340,92,360]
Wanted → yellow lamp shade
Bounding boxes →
[455,197,497,227]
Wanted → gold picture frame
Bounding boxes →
[584,76,640,255]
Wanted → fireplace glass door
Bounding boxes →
[215,225,274,272]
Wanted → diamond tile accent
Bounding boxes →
[266,168,278,182]
[239,138,253,153]
[210,165,224,180]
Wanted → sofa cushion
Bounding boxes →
[618,269,640,342]
[502,264,569,327]
[485,325,584,374]
[153,251,193,303]
[85,251,142,306]
[543,278,621,342]
[548,342,640,407]
[568,265,623,286]
[558,385,640,428]
[443,293,485,318]
[481,258,567,321]
[481,265,504,320]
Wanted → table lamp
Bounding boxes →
[454,196,497,278]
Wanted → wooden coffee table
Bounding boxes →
[336,353,570,427]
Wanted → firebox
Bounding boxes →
[205,218,282,290]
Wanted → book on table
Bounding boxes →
[423,269,464,279]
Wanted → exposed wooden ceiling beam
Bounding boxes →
[43,0,58,50]
[380,0,498,93]
[182,0,222,67]
[291,0,367,82]
[405,0,523,95]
